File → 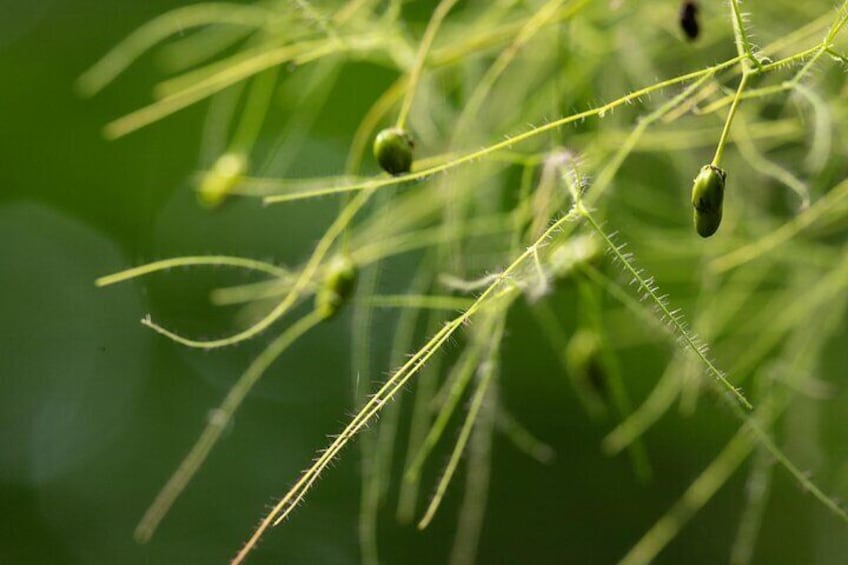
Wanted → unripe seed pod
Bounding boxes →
[690,164,726,238]
[373,127,414,175]
[315,255,358,320]
[679,1,699,41]
[198,152,247,208]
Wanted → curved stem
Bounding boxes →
[135,309,324,543]
[95,256,288,287]
[140,186,375,349]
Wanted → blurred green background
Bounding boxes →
[2,1,847,564]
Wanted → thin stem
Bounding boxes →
[230,67,279,154]
[729,445,773,565]
[734,116,809,209]
[104,36,382,138]
[395,302,448,524]
[495,409,554,463]
[621,302,848,564]
[395,0,461,129]
[76,3,273,96]
[728,0,762,71]
[141,186,376,349]
[448,381,497,565]
[134,309,324,543]
[96,256,288,287]
[402,328,489,486]
[578,204,752,410]
[233,202,582,564]
[360,294,475,310]
[417,317,504,529]
[710,177,848,273]
[351,258,380,565]
[711,72,749,168]
[264,56,744,205]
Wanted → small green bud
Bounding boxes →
[373,127,414,175]
[315,255,358,320]
[690,164,726,238]
[198,152,247,208]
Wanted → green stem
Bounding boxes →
[712,72,749,168]
[395,0,461,129]
[135,309,324,543]
[230,67,279,154]
[728,0,762,71]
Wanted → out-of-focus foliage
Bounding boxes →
[2,1,848,564]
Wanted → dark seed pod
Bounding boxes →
[373,127,414,175]
[315,255,358,320]
[679,1,699,41]
[691,164,726,238]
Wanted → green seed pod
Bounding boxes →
[198,152,247,208]
[690,164,726,238]
[315,255,358,320]
[373,127,414,175]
